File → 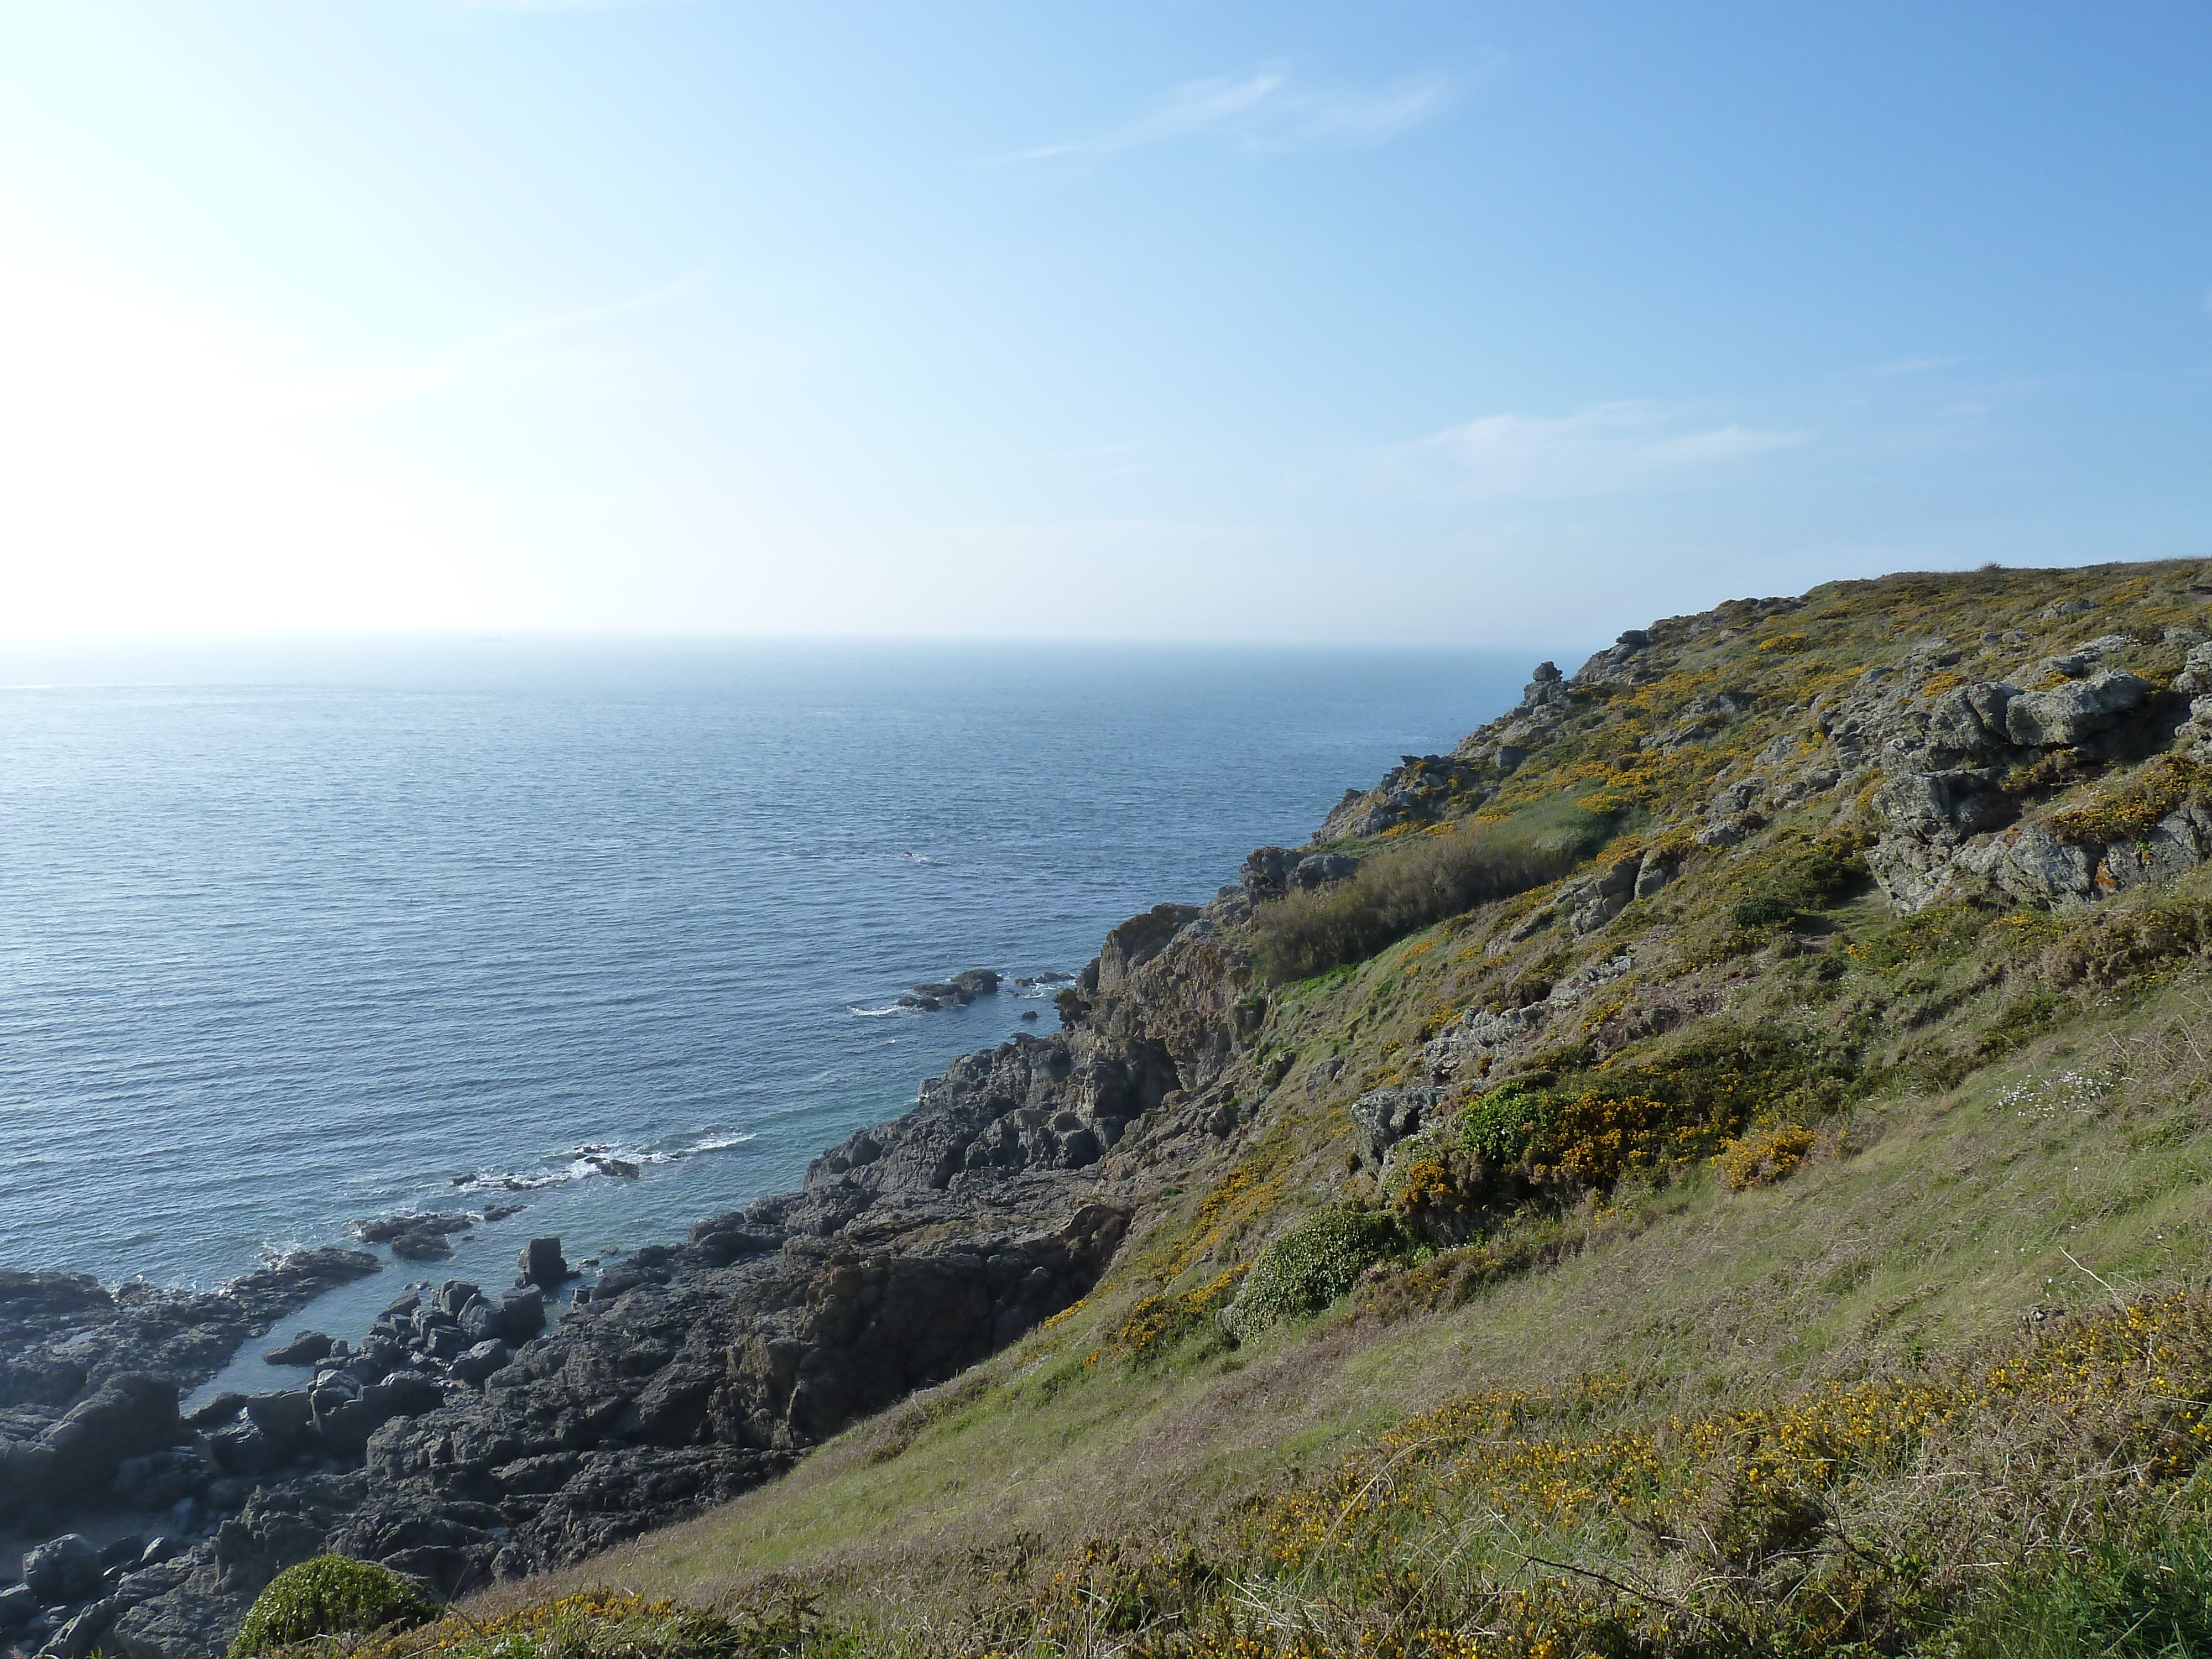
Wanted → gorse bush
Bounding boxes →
[1251,803,1614,983]
[230,1557,439,1657]
[1228,1207,1408,1335]
[1713,1120,1819,1190]
[1103,1267,1245,1363]
[1731,892,1798,928]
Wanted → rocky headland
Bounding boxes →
[11,562,2212,1659]
[0,900,1259,1658]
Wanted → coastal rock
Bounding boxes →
[1292,853,1357,890]
[1350,1088,1443,1163]
[45,1597,126,1659]
[1313,755,1493,842]
[353,1213,477,1262]
[20,895,1251,1655]
[23,1532,103,1601]
[30,1372,181,1504]
[450,1340,510,1385]
[898,969,1001,1010]
[260,1332,332,1366]
[497,1287,546,1340]
[0,1585,35,1626]
[517,1239,570,1290]
[1239,846,1290,898]
[2004,671,2150,747]
[244,1390,314,1451]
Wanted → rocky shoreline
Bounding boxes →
[0,896,1260,1659]
[13,606,2212,1659]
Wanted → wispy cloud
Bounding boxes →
[1003,63,1451,162]
[1385,401,1809,501]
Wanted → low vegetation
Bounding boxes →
[232,1557,440,1657]
[371,561,2212,1658]
[1249,795,1619,983]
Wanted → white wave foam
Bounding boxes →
[846,1002,914,1018]
[452,1129,757,1193]
[681,1132,757,1154]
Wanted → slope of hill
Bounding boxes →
[182,561,2212,1656]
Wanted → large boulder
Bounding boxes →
[1293,853,1357,890]
[1352,1087,1444,1164]
[2005,670,2150,747]
[496,1287,545,1341]
[262,1332,333,1367]
[246,1390,315,1452]
[449,1340,510,1385]
[39,1371,181,1500]
[22,1532,103,1601]
[517,1239,569,1289]
[208,1420,284,1477]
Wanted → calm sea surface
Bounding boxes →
[1,639,1524,1390]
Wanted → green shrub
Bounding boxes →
[1250,801,1616,983]
[230,1556,440,1657]
[1733,893,1798,928]
[1459,1083,1557,1165]
[1729,836,1864,931]
[1229,1208,1408,1335]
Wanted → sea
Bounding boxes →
[0,638,1526,1403]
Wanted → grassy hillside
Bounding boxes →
[272,562,2212,1658]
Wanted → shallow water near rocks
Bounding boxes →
[1,637,1523,1400]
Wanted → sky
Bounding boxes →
[1,2,2208,648]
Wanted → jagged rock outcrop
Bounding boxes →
[0,1251,380,1534]
[38,894,1257,1658]
[1838,641,2204,912]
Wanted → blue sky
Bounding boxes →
[2,2,2207,646]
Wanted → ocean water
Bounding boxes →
[0,638,1524,1394]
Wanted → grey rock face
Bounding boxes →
[2174,644,2212,697]
[2094,802,2212,893]
[23,1532,103,1601]
[260,1332,332,1367]
[2005,671,2150,747]
[1633,848,1679,900]
[0,1584,36,1626]
[518,1239,570,1289]
[1293,853,1357,890]
[1350,1088,1443,1162]
[1924,683,2016,765]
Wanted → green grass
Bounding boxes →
[482,969,2212,1642]
[1248,791,1625,983]
[447,561,2212,1657]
